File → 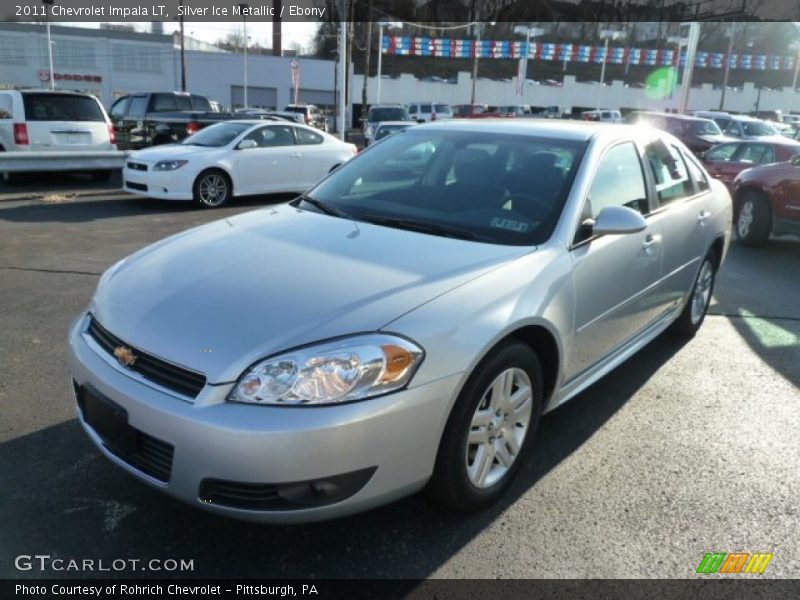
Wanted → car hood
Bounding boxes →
[129,144,221,163]
[91,206,532,383]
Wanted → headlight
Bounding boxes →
[152,160,188,171]
[228,334,424,406]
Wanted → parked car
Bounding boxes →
[453,104,491,118]
[407,102,453,122]
[122,120,357,207]
[370,121,416,144]
[70,120,730,523]
[234,109,304,124]
[284,104,328,132]
[363,105,410,144]
[750,109,783,122]
[109,92,233,150]
[0,89,116,183]
[486,105,531,117]
[581,109,622,122]
[692,110,733,132]
[625,111,735,155]
[732,154,800,245]
[721,115,782,140]
[781,114,800,126]
[701,140,800,190]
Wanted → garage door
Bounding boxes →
[293,89,335,107]
[231,86,277,110]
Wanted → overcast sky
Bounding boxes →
[67,21,321,52]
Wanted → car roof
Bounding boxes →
[18,89,97,97]
[730,115,762,122]
[419,119,630,141]
[633,111,714,123]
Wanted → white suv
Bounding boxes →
[407,102,453,122]
[0,90,116,183]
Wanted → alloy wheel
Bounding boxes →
[465,367,533,489]
[691,259,714,325]
[198,174,229,207]
[737,199,754,239]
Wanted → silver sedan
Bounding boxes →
[68,120,732,523]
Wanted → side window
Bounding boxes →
[737,144,767,164]
[645,141,693,206]
[705,143,738,161]
[295,127,323,145]
[109,97,128,120]
[408,105,417,114]
[127,96,148,119]
[586,142,648,218]
[724,122,741,137]
[244,125,296,147]
[190,95,211,111]
[683,152,711,192]
[0,94,12,119]
[421,104,432,114]
[175,95,192,111]
[151,93,177,112]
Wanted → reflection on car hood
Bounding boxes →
[696,134,736,144]
[128,144,219,162]
[91,206,532,383]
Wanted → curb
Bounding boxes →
[0,188,129,203]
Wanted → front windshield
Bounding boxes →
[688,120,723,135]
[742,121,776,136]
[369,107,408,121]
[305,130,586,246]
[181,122,252,146]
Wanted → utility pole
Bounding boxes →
[42,0,55,90]
[338,2,347,140]
[179,0,186,91]
[272,1,282,56]
[361,0,373,118]
[678,22,701,114]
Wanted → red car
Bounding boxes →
[732,154,800,245]
[702,140,800,191]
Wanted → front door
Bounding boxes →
[567,141,664,381]
[234,124,303,194]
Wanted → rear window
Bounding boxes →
[284,106,307,115]
[22,94,104,122]
[435,104,452,114]
[368,107,408,122]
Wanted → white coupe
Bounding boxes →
[122,120,358,207]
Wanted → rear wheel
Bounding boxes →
[193,169,231,208]
[428,341,544,511]
[0,147,21,185]
[670,250,717,338]
[736,191,772,246]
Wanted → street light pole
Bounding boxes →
[470,23,481,106]
[597,29,623,110]
[178,0,186,91]
[677,22,701,114]
[376,23,384,104]
[338,18,347,140]
[513,25,544,96]
[719,24,734,110]
[42,0,55,90]
[238,4,249,108]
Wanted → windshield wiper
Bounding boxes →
[293,194,354,220]
[360,215,478,241]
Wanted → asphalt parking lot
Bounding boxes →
[1,178,798,580]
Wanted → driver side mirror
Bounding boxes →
[236,139,258,150]
[585,205,648,237]
[791,154,800,167]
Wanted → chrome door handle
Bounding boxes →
[697,211,711,226]
[290,152,302,158]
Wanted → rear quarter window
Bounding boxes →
[22,94,105,122]
[0,94,12,119]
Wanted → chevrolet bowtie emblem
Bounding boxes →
[113,345,137,367]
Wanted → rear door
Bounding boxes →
[117,95,148,149]
[233,124,302,194]
[21,93,111,151]
[644,139,711,308]
[567,141,665,380]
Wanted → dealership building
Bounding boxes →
[0,22,337,112]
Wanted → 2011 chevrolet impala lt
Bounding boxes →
[68,121,732,523]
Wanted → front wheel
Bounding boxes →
[669,250,717,338]
[193,169,231,208]
[427,341,544,511]
[736,192,772,246]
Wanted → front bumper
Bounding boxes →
[67,314,460,523]
[122,166,195,201]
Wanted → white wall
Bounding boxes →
[353,71,800,114]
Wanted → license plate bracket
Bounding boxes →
[77,385,136,456]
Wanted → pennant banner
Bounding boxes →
[381,36,796,71]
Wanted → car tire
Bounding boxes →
[736,191,772,246]
[669,249,717,338]
[193,169,232,208]
[427,340,544,512]
[91,170,112,182]
[0,147,21,185]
